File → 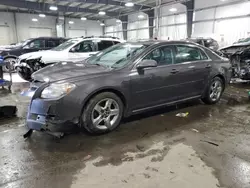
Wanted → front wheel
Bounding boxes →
[81,92,124,134]
[3,57,16,72]
[16,67,33,81]
[202,77,224,104]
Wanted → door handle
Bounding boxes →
[170,69,179,74]
[206,64,211,68]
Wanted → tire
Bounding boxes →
[3,57,16,72]
[81,92,124,134]
[202,77,224,105]
[16,67,33,81]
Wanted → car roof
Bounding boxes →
[32,37,66,40]
[126,40,201,46]
[70,36,123,42]
[189,37,213,39]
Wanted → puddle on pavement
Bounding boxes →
[0,83,30,128]
[71,142,220,188]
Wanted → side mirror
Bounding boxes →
[23,45,30,49]
[137,59,157,69]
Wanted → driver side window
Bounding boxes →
[71,41,95,53]
[144,46,174,66]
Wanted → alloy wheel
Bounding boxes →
[209,80,223,102]
[91,98,120,130]
[3,58,16,72]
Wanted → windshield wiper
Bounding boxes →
[92,63,108,68]
[110,58,126,68]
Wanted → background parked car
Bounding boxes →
[16,36,123,81]
[0,37,67,72]
[26,41,231,135]
[220,38,250,80]
[187,37,219,51]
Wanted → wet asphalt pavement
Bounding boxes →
[1,82,250,188]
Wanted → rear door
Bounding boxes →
[172,44,211,99]
[46,39,59,50]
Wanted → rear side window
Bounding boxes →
[59,39,66,44]
[175,45,207,64]
[98,40,114,51]
[47,40,58,48]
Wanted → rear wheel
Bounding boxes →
[202,77,224,104]
[81,92,124,134]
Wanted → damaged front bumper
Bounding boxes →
[26,85,84,133]
[26,99,79,133]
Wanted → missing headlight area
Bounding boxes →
[220,43,250,80]
[16,57,47,81]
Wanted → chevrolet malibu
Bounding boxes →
[26,41,231,134]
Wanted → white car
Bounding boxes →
[16,36,123,81]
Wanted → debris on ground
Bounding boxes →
[146,166,159,172]
[176,112,189,118]
[0,106,17,118]
[136,144,145,152]
[201,140,219,147]
[191,129,199,133]
[122,180,128,183]
[143,173,151,179]
[83,155,91,161]
[23,129,33,139]
[140,132,148,138]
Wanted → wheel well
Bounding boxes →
[84,89,127,109]
[4,56,17,60]
[214,75,226,89]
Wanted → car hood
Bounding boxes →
[32,61,110,83]
[19,50,62,61]
[0,45,17,50]
[0,46,21,54]
[220,42,250,51]
[220,44,250,56]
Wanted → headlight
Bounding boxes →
[41,83,76,99]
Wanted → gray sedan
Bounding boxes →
[26,41,232,135]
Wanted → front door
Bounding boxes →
[130,45,181,110]
[68,40,97,61]
[21,39,46,55]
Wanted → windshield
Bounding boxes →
[13,39,32,47]
[87,43,148,68]
[237,38,250,43]
[52,39,79,51]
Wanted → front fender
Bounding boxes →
[70,74,131,115]
[4,55,18,60]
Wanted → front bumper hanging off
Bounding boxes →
[26,98,79,133]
